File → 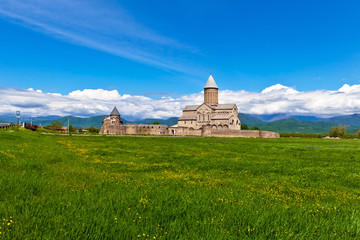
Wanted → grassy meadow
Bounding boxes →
[1,129,360,239]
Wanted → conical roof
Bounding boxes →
[204,74,218,89]
[110,106,120,116]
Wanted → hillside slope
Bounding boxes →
[3,113,360,133]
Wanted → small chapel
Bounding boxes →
[176,74,241,130]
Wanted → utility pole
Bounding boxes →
[16,111,20,129]
[68,117,70,134]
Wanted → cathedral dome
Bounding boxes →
[204,74,218,89]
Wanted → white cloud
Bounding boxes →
[338,84,360,93]
[1,84,360,119]
[261,84,299,94]
[0,0,198,74]
[68,89,123,100]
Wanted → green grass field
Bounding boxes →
[1,129,360,239]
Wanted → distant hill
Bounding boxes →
[134,117,178,126]
[258,118,337,134]
[0,115,62,124]
[322,114,360,127]
[30,115,108,129]
[248,113,325,122]
[238,113,265,127]
[291,116,325,122]
[2,113,360,134]
[0,116,18,124]
[242,114,360,133]
[248,113,290,122]
[22,116,177,129]
[259,118,359,134]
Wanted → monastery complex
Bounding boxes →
[99,75,279,138]
[176,74,241,131]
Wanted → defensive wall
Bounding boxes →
[168,126,202,136]
[167,125,280,138]
[100,123,279,138]
[100,123,169,135]
[209,129,280,138]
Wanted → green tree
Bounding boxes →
[152,121,161,125]
[69,124,76,132]
[241,124,249,130]
[329,125,346,137]
[357,129,360,137]
[251,126,260,130]
[87,127,99,133]
[47,121,64,130]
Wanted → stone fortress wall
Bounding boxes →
[209,129,280,138]
[168,125,279,138]
[100,122,169,135]
[100,121,280,138]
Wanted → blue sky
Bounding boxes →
[1,0,360,118]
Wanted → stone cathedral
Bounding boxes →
[99,74,279,138]
[176,74,241,130]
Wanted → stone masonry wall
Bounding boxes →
[168,126,202,136]
[99,122,125,135]
[259,131,280,138]
[100,122,280,138]
[208,129,280,138]
[100,123,169,135]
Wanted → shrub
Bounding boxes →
[87,127,99,134]
[251,126,260,130]
[69,124,76,133]
[241,124,249,130]
[329,125,346,138]
[357,129,360,137]
[342,134,360,139]
[152,121,161,125]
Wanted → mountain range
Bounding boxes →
[1,114,359,134]
[240,114,360,134]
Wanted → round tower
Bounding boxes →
[204,74,218,105]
